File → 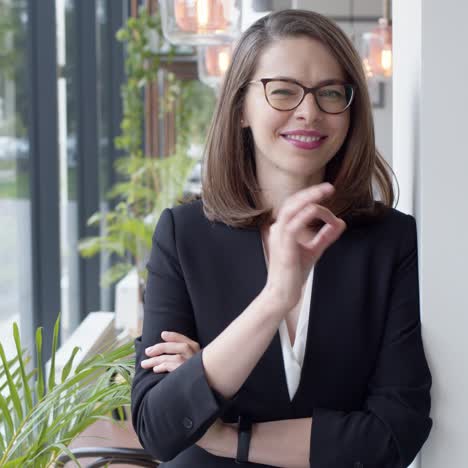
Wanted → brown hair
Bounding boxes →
[200,9,397,228]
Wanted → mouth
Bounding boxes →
[280,133,328,150]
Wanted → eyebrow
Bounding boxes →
[267,76,347,86]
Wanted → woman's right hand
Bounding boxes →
[263,182,346,311]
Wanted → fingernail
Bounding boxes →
[161,331,169,338]
[145,346,153,353]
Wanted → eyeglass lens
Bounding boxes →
[265,81,353,113]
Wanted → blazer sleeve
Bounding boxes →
[131,208,238,462]
[309,214,433,468]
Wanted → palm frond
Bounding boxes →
[100,262,133,288]
[12,323,33,411]
[0,343,23,429]
[0,319,135,467]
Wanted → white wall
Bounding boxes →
[394,1,468,467]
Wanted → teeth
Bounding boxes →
[284,135,322,142]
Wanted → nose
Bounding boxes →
[294,91,323,122]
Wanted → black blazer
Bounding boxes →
[131,199,432,468]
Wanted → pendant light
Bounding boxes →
[361,0,392,79]
[159,0,242,46]
[197,43,233,88]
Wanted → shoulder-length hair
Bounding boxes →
[200,9,397,228]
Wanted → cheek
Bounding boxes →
[330,115,350,142]
[252,111,286,140]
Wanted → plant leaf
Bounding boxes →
[0,428,5,454]
[47,314,60,392]
[0,391,14,442]
[60,346,81,383]
[35,327,44,400]
[0,343,23,427]
[46,442,83,468]
[78,237,126,258]
[100,262,133,288]
[12,323,33,412]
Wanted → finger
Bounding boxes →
[286,204,341,246]
[145,342,194,358]
[161,331,200,351]
[301,217,347,251]
[277,183,335,226]
[141,354,184,369]
[153,361,183,373]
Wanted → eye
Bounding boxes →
[317,85,347,100]
[319,90,342,97]
[271,88,298,96]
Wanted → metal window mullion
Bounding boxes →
[27,0,61,360]
[103,0,127,310]
[75,0,100,320]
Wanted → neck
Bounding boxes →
[257,170,326,221]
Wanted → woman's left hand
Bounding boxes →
[141,331,200,373]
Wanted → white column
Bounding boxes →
[393,1,468,467]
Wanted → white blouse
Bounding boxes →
[261,239,315,401]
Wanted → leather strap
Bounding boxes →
[235,415,252,464]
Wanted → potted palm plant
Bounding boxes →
[0,316,134,467]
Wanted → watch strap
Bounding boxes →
[235,415,252,464]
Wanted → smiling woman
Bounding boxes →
[240,36,352,199]
[131,9,432,468]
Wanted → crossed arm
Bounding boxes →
[142,330,312,468]
[202,416,312,468]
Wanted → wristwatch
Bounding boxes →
[235,415,252,464]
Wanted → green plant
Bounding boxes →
[78,6,216,292]
[79,150,196,289]
[0,316,134,467]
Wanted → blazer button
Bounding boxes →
[182,417,193,429]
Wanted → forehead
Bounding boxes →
[253,36,345,85]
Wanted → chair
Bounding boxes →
[56,446,160,467]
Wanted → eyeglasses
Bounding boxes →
[247,78,356,114]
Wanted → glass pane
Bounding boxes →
[56,0,80,340]
[0,0,33,357]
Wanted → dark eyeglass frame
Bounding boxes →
[247,78,356,114]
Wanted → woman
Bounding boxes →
[131,9,432,468]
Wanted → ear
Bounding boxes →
[240,116,249,128]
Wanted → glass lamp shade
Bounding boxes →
[360,18,393,79]
[159,0,242,45]
[197,43,233,88]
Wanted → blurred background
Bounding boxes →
[0,1,466,466]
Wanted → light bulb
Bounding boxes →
[381,48,392,75]
[197,0,209,29]
[218,50,230,73]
